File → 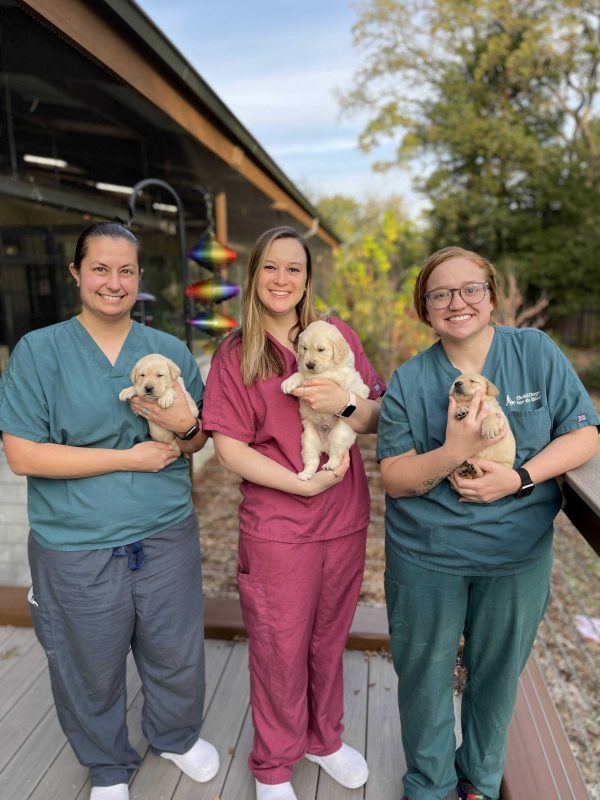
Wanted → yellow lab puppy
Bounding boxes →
[449,373,516,478]
[119,353,198,451]
[281,321,369,480]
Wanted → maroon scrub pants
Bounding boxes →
[237,528,367,784]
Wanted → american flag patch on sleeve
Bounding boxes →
[577,414,587,422]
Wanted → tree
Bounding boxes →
[340,0,600,320]
[317,195,434,377]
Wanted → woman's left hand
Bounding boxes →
[448,459,522,503]
[129,382,197,434]
[291,378,349,415]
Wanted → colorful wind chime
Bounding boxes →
[186,201,240,337]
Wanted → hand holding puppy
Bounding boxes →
[129,382,197,433]
[449,459,522,503]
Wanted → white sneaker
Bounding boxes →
[255,779,297,800]
[305,743,368,788]
[160,736,220,782]
[90,785,129,800]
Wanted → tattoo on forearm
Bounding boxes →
[407,467,457,496]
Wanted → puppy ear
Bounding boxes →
[332,334,350,364]
[166,358,181,381]
[486,379,499,397]
[130,364,140,383]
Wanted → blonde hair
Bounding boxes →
[240,227,317,385]
[414,246,498,326]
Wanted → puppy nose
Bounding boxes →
[454,381,463,391]
[144,384,154,394]
[306,361,315,370]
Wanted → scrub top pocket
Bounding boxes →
[506,405,552,464]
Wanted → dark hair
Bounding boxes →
[72,222,140,269]
[414,246,498,326]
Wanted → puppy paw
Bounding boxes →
[321,459,340,472]
[481,419,501,438]
[455,406,469,420]
[298,469,315,481]
[119,387,136,401]
[455,464,471,479]
[455,463,482,479]
[281,375,301,395]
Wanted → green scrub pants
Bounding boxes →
[384,544,552,800]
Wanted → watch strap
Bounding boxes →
[514,467,535,498]
[337,391,357,418]
[175,416,201,440]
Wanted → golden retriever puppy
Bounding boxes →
[119,353,198,451]
[449,373,516,478]
[281,321,370,480]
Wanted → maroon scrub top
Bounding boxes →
[202,318,386,543]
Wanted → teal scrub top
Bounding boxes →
[377,326,599,576]
[0,318,204,551]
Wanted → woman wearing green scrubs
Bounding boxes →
[377,246,599,800]
[0,223,219,800]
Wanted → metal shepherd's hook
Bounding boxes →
[128,178,193,352]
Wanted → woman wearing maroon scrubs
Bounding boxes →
[202,226,385,800]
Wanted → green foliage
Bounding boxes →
[341,0,600,321]
[317,195,434,378]
[581,359,600,392]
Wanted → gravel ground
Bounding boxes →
[194,435,599,797]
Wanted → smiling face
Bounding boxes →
[256,237,308,325]
[424,256,495,344]
[69,235,141,324]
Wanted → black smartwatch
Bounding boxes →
[514,467,535,499]
[175,416,201,441]
[336,391,357,418]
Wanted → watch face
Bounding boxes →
[516,483,535,498]
[340,403,357,418]
[182,419,200,439]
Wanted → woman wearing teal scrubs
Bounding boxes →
[377,246,599,800]
[0,223,219,800]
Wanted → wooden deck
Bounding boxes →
[0,626,460,800]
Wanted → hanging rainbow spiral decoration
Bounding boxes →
[186,275,240,304]
[187,233,238,271]
[186,230,240,338]
[188,310,238,335]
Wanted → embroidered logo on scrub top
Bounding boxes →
[505,390,541,407]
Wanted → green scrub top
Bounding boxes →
[0,318,204,551]
[377,326,599,576]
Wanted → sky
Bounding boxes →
[135,0,420,210]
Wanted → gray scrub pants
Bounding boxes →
[28,513,205,787]
[385,543,552,800]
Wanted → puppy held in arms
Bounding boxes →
[281,320,370,480]
[119,353,198,452]
[449,373,516,478]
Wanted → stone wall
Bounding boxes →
[0,441,30,586]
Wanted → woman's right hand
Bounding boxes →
[297,451,351,496]
[125,441,180,472]
[443,392,506,462]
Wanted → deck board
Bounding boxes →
[0,627,458,800]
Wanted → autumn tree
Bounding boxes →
[340,0,600,320]
[317,195,434,377]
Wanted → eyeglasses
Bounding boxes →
[424,282,490,310]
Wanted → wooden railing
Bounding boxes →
[502,452,600,800]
